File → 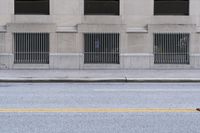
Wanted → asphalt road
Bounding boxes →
[0,83,200,133]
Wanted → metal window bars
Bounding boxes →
[84,33,120,64]
[154,33,190,64]
[14,33,49,64]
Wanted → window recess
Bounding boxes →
[154,0,189,15]
[84,0,119,15]
[15,0,49,15]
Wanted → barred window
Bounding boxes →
[154,33,190,64]
[84,33,120,64]
[15,0,49,15]
[154,0,189,15]
[14,33,49,64]
[84,0,119,15]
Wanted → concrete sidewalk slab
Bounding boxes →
[1,70,200,82]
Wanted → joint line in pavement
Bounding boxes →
[0,108,199,113]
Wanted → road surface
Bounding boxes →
[0,83,199,133]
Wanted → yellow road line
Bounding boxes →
[0,108,198,113]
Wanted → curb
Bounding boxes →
[0,78,127,83]
[1,78,200,82]
[126,78,200,83]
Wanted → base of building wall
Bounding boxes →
[190,54,200,68]
[151,55,200,70]
[13,64,50,69]
[50,53,80,69]
[0,53,13,69]
[82,64,121,70]
[2,53,200,70]
[122,53,153,69]
[152,64,192,70]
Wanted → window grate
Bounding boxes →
[84,33,120,64]
[154,33,190,64]
[14,33,49,64]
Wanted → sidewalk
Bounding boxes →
[1,69,200,82]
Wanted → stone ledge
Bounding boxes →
[126,27,148,33]
[56,26,77,33]
[0,26,6,33]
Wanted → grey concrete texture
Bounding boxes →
[1,70,200,82]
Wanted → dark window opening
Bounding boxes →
[154,0,189,15]
[84,0,119,15]
[15,0,49,15]
[154,33,190,64]
[84,33,120,64]
[14,33,49,64]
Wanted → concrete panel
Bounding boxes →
[0,15,11,26]
[0,53,13,69]
[50,53,80,69]
[192,33,200,53]
[78,24,126,33]
[82,64,121,70]
[148,24,196,33]
[57,33,77,53]
[191,54,200,69]
[125,0,153,16]
[13,64,50,70]
[122,54,152,69]
[53,0,80,15]
[5,33,12,53]
[78,54,120,70]
[152,64,192,70]
[190,0,200,16]
[125,16,151,27]
[0,33,5,53]
[150,16,196,25]
[50,33,57,53]
[127,33,151,53]
[12,15,53,24]
[0,0,10,15]
[82,16,123,25]
[53,15,81,26]
[7,23,56,33]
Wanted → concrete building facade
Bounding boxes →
[0,0,200,69]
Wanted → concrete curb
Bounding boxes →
[126,78,200,83]
[0,78,127,83]
[1,77,200,82]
